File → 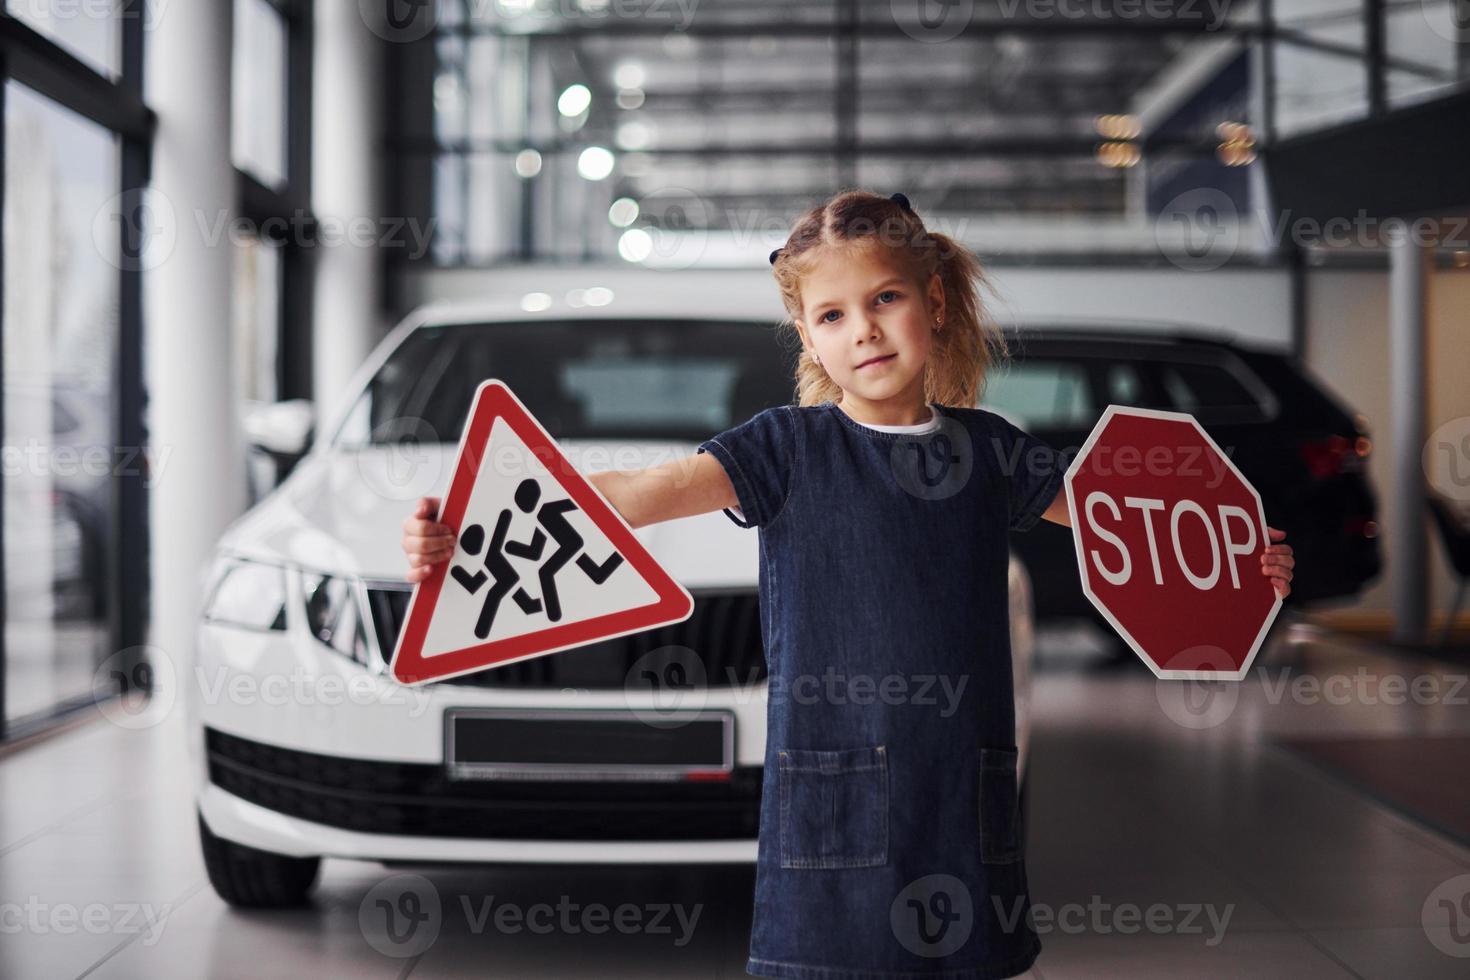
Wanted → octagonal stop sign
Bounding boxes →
[1064,405,1282,680]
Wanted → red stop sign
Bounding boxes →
[1063,405,1282,680]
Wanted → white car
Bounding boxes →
[191,285,1037,907]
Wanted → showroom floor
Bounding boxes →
[3,621,1468,979]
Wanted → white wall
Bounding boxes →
[1303,264,1470,629]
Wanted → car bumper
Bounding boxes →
[198,784,759,864]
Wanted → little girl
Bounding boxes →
[400,190,1296,979]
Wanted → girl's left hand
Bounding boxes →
[1262,527,1294,598]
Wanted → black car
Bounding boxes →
[986,327,1381,649]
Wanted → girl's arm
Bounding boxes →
[586,452,739,529]
[400,453,738,582]
[1038,486,1071,528]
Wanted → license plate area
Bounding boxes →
[444,708,735,781]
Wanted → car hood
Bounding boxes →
[217,443,757,587]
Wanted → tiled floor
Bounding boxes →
[3,620,1469,978]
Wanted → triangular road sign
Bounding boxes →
[389,379,695,686]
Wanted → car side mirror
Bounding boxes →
[243,398,315,461]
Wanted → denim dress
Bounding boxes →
[697,399,1066,980]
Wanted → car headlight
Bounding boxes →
[203,558,288,632]
[302,572,372,667]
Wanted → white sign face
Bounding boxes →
[390,380,693,686]
[416,415,660,659]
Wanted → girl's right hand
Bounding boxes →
[401,496,456,583]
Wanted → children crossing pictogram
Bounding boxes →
[388,380,693,686]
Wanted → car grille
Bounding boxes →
[364,586,767,690]
[205,727,762,840]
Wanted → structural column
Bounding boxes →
[312,2,390,416]
[142,1,246,671]
[1388,229,1428,644]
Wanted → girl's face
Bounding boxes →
[795,244,945,415]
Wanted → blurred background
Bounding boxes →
[1,0,1468,977]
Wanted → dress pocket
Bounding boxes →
[977,746,1022,864]
[778,744,888,870]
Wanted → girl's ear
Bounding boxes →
[927,271,945,323]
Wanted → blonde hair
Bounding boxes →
[770,189,1008,409]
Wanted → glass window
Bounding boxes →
[980,360,1094,429]
[1271,0,1369,135]
[1156,360,1269,422]
[1104,363,1143,405]
[1386,3,1469,109]
[5,0,121,79]
[231,0,289,189]
[232,235,282,405]
[3,82,120,725]
[233,234,283,503]
[333,319,796,445]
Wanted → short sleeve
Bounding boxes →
[697,406,797,529]
[981,411,1068,532]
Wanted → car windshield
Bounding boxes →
[332,318,799,445]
